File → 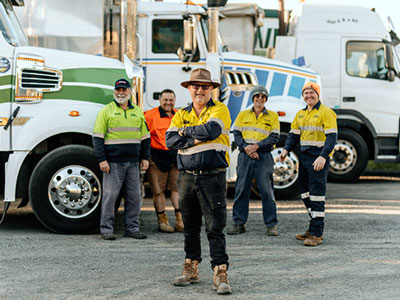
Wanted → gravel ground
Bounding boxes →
[1,177,400,300]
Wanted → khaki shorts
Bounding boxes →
[147,159,179,194]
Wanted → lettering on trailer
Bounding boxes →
[327,18,358,24]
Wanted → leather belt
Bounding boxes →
[184,168,225,175]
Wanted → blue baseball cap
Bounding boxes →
[115,78,131,89]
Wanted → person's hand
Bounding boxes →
[140,159,149,171]
[178,127,186,136]
[250,152,259,160]
[193,139,202,145]
[245,144,259,156]
[99,160,110,174]
[279,149,288,163]
[313,156,326,171]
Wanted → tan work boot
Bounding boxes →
[267,225,278,236]
[213,264,232,295]
[157,212,174,233]
[304,235,323,246]
[295,230,311,240]
[175,211,184,232]
[173,259,200,286]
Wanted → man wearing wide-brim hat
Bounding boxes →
[166,68,232,295]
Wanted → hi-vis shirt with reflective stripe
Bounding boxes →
[165,99,231,170]
[233,107,280,151]
[93,100,150,163]
[288,101,337,157]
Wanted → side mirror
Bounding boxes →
[387,70,396,82]
[177,15,197,63]
[384,43,394,70]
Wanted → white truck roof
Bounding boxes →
[138,2,205,15]
[292,4,389,39]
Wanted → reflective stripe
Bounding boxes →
[209,117,224,130]
[93,132,104,138]
[178,143,229,155]
[300,140,325,147]
[241,126,270,136]
[167,126,179,132]
[271,129,280,134]
[299,126,323,132]
[233,126,242,132]
[301,192,310,199]
[141,133,150,140]
[244,138,261,144]
[307,208,312,213]
[310,195,325,201]
[222,129,230,135]
[105,138,140,145]
[290,129,301,135]
[324,128,338,134]
[108,127,140,133]
[310,211,325,218]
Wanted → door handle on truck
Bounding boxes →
[343,97,355,102]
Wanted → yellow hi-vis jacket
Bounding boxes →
[93,100,150,163]
[233,107,280,152]
[166,99,231,170]
[285,101,337,158]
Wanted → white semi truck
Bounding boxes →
[0,0,319,233]
[275,3,400,183]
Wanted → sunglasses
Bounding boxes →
[190,84,212,91]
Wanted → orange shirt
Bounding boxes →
[144,106,177,150]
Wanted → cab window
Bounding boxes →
[346,41,388,80]
[152,19,183,53]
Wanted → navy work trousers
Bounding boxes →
[298,153,330,237]
[178,171,229,270]
[232,151,277,227]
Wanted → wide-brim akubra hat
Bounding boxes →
[181,68,220,89]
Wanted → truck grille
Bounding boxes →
[21,68,62,89]
[224,71,257,91]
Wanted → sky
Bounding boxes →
[157,0,400,32]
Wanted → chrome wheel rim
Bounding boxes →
[48,165,101,218]
[272,147,299,189]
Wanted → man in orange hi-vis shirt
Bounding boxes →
[144,89,183,233]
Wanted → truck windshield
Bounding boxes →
[0,0,28,47]
[200,16,228,53]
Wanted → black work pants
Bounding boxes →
[178,171,229,270]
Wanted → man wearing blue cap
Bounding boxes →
[93,78,150,240]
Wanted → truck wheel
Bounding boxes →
[328,128,368,182]
[251,138,300,200]
[29,145,102,233]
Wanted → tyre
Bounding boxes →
[29,145,102,233]
[251,136,300,200]
[328,128,368,182]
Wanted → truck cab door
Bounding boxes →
[143,15,206,110]
[340,38,400,138]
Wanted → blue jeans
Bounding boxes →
[178,171,229,270]
[298,153,330,237]
[100,161,142,234]
[232,151,277,227]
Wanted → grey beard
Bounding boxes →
[113,94,130,104]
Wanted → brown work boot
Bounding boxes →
[157,211,174,233]
[267,225,278,236]
[227,224,246,235]
[175,211,184,232]
[304,235,323,246]
[213,264,232,295]
[295,230,311,240]
[173,259,200,286]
